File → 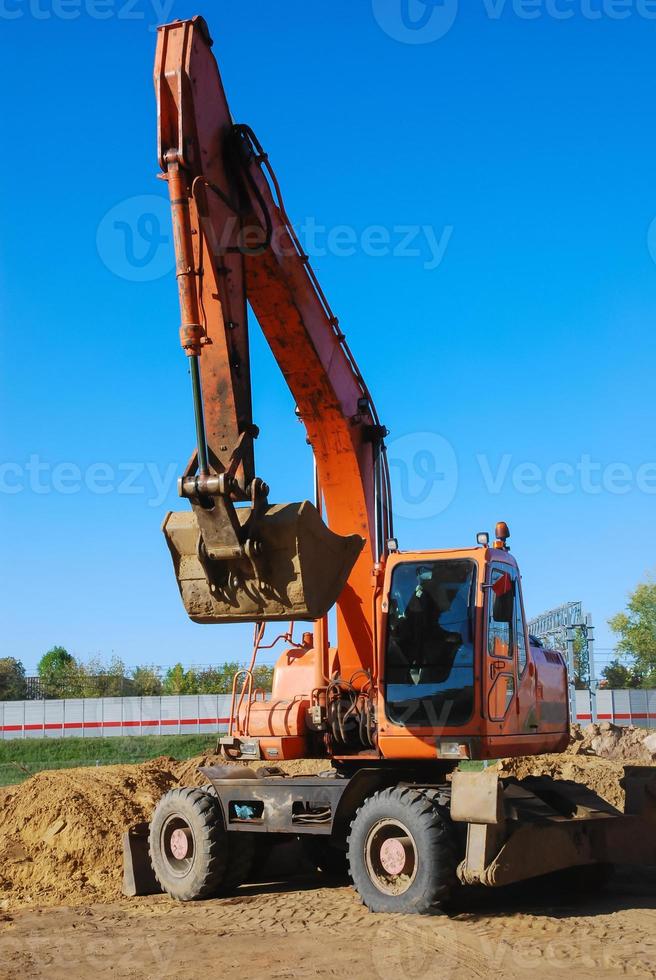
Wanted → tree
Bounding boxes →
[609,575,656,687]
[194,662,274,695]
[601,658,644,689]
[78,655,131,697]
[0,658,27,700]
[38,646,79,698]
[162,662,274,696]
[131,666,163,696]
[253,665,274,693]
[162,663,199,695]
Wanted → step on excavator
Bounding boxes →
[123,15,656,913]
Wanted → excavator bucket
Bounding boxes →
[163,500,364,623]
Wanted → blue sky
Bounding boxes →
[1,0,655,673]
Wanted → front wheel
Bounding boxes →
[347,786,458,914]
[149,787,227,901]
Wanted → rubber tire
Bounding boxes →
[201,784,256,893]
[303,837,350,881]
[149,787,227,901]
[347,786,457,914]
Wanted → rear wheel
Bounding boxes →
[149,787,227,901]
[347,786,457,914]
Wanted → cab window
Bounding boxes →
[385,559,476,728]
[487,567,514,659]
[516,588,528,675]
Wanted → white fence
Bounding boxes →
[0,695,234,740]
[575,689,656,728]
[0,690,655,740]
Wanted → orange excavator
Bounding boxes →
[124,15,656,913]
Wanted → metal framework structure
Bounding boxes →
[528,602,597,723]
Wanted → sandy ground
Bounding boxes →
[0,865,654,980]
[1,729,655,979]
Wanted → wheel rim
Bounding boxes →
[160,813,196,878]
[364,818,418,896]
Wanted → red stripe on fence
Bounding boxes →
[578,712,656,721]
[1,716,230,734]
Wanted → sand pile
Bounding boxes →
[0,755,331,910]
[0,757,182,909]
[0,745,652,912]
[173,753,331,786]
[567,722,656,763]
[498,723,656,808]
[496,753,636,809]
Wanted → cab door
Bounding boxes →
[484,564,519,734]
[513,575,539,734]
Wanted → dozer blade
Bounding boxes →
[163,500,364,623]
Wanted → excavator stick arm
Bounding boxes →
[155,17,391,660]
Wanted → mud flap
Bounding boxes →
[163,500,364,623]
[122,823,162,897]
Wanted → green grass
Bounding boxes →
[0,734,217,787]
[0,737,500,789]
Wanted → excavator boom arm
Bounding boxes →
[155,16,391,676]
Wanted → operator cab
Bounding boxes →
[377,523,569,761]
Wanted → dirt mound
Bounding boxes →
[0,748,652,912]
[0,757,181,909]
[173,754,332,786]
[0,755,333,910]
[568,722,656,763]
[496,753,635,809]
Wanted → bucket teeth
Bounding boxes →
[163,500,364,623]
